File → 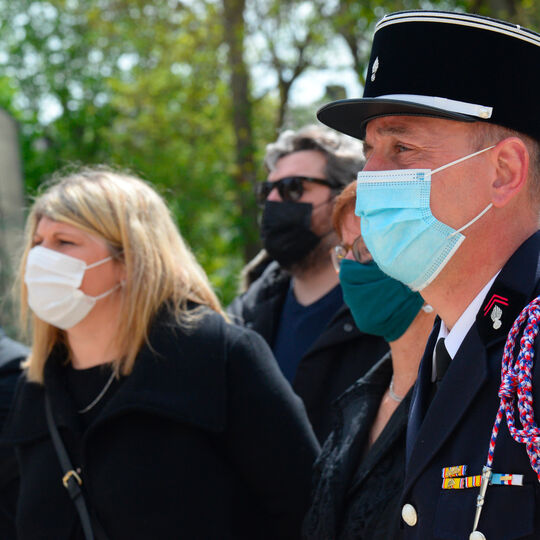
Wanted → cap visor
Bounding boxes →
[317,98,476,140]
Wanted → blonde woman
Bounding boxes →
[3,168,319,540]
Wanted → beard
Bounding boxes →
[283,229,337,275]
[282,199,337,276]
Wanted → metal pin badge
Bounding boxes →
[491,305,502,329]
[370,57,379,82]
[483,294,508,330]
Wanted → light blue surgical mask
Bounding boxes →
[355,146,495,291]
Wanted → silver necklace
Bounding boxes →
[78,370,116,414]
[388,375,404,403]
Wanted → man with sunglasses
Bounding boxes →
[229,125,388,443]
[318,10,540,540]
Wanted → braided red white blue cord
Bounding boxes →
[486,297,540,480]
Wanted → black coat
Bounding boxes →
[0,329,27,428]
[0,328,26,540]
[304,353,410,540]
[402,231,540,539]
[228,261,389,443]
[2,308,320,540]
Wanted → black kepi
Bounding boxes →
[317,10,540,142]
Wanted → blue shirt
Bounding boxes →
[272,283,343,384]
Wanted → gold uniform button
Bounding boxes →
[401,503,418,527]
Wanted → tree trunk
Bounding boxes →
[222,0,260,263]
[277,77,292,131]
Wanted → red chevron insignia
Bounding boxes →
[483,294,509,316]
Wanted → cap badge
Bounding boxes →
[370,57,379,82]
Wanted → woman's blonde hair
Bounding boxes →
[20,167,225,383]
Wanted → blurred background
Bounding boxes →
[0,0,538,334]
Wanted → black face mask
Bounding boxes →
[260,201,322,268]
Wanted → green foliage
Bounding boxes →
[463,0,540,30]
[0,0,255,303]
[0,0,537,309]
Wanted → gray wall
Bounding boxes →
[0,109,25,331]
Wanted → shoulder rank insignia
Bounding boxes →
[476,283,526,344]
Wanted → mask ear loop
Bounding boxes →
[85,256,113,270]
[89,282,122,301]
[85,256,122,300]
[449,203,494,238]
[430,145,496,239]
[431,145,496,175]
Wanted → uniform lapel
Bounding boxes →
[406,321,439,463]
[404,324,488,495]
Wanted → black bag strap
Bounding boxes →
[45,394,96,540]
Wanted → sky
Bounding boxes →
[289,68,362,106]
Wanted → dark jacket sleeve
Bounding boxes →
[0,330,27,540]
[227,293,247,326]
[224,326,320,539]
[227,255,277,326]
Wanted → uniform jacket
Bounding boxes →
[228,261,389,443]
[2,307,320,540]
[402,231,540,539]
[304,353,411,540]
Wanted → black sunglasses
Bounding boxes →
[256,176,336,204]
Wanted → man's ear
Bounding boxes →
[490,137,530,207]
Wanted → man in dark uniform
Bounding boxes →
[317,10,540,539]
[229,125,388,443]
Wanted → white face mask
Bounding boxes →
[24,246,121,330]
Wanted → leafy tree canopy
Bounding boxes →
[0,0,537,311]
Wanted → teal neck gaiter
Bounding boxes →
[339,258,424,342]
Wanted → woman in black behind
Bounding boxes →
[304,181,435,539]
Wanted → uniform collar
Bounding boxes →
[475,231,540,347]
[435,229,540,355]
[440,273,499,358]
[431,273,498,381]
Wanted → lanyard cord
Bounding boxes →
[486,297,540,479]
